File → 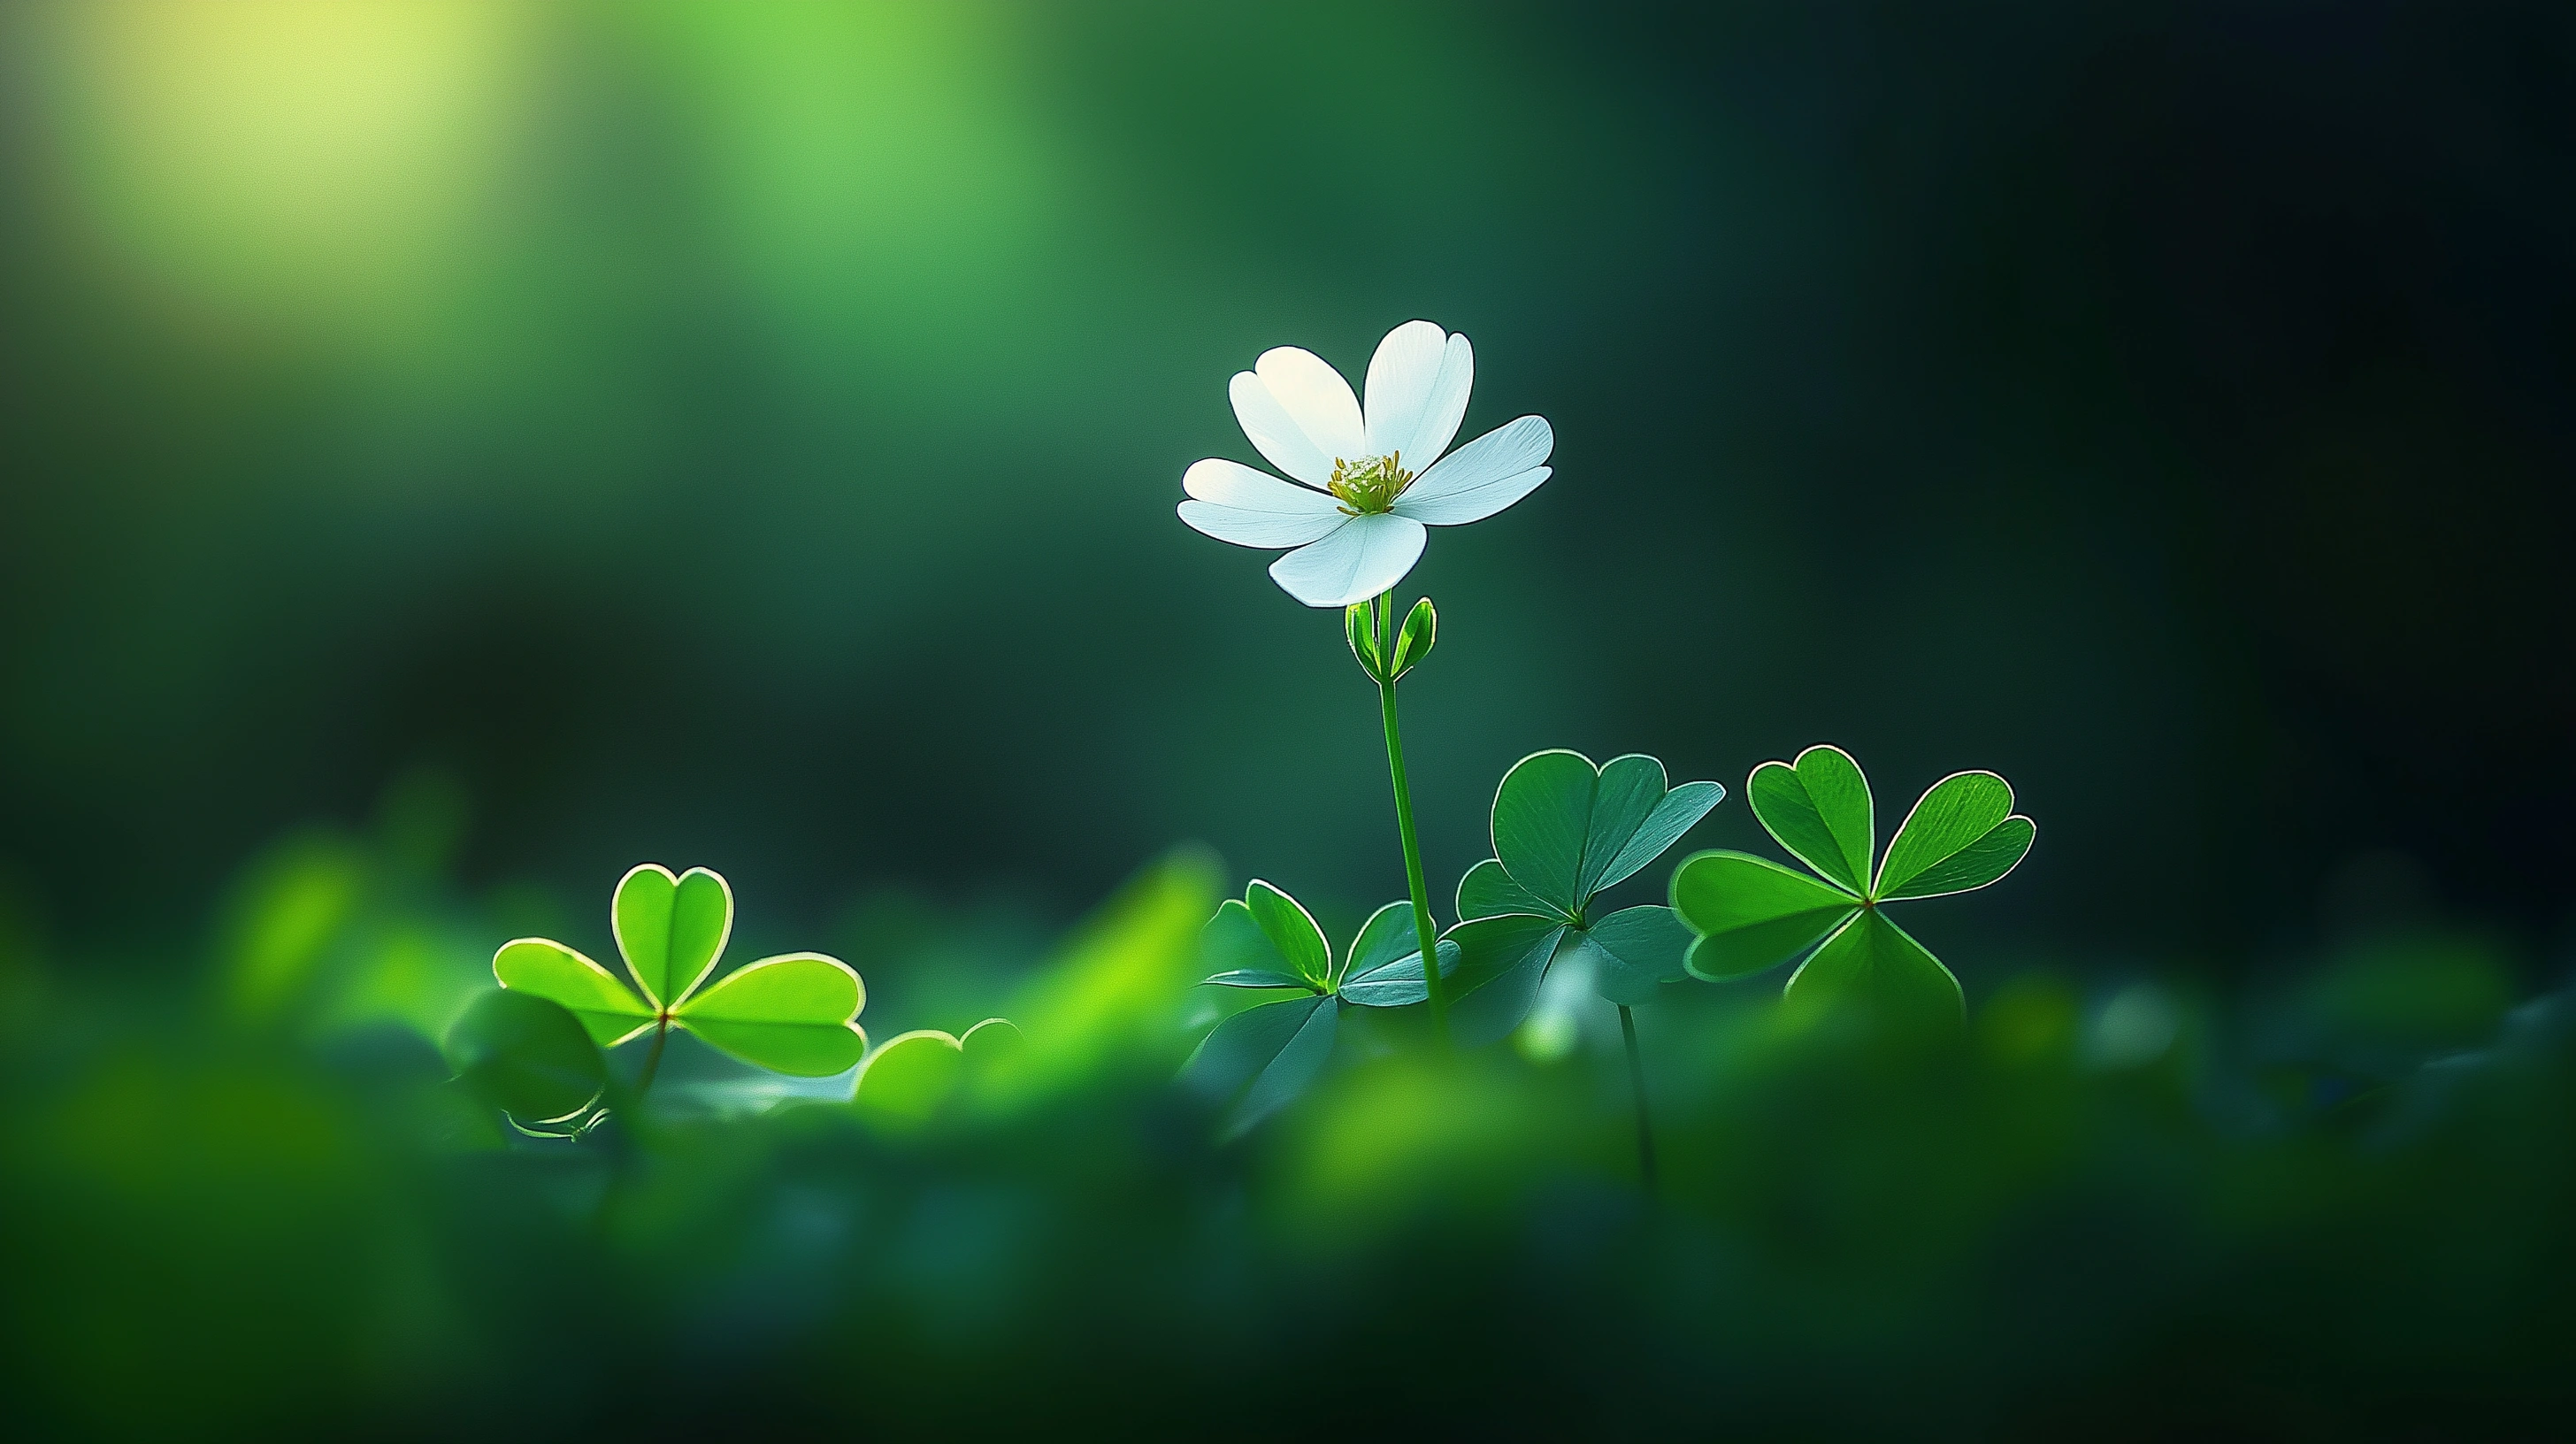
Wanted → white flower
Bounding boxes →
[1177,320,1555,608]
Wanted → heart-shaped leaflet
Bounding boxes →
[852,1018,1025,1130]
[1444,751,1724,1046]
[1183,881,1459,1137]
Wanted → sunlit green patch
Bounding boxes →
[852,1018,1024,1131]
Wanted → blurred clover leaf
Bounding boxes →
[1442,751,1725,1046]
[853,1018,1025,1130]
[1669,744,2036,1025]
[494,864,868,1082]
[1180,881,1460,1139]
[444,987,614,1138]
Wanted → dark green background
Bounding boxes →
[4,0,2568,978]
[3,8,2573,1440]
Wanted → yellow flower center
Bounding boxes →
[1326,452,1414,516]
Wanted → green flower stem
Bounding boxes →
[633,1016,672,1099]
[1373,593,1449,1045]
[592,1017,673,1240]
[1618,1004,1658,1194]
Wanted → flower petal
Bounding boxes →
[1363,321,1475,468]
[1392,415,1553,526]
[1393,465,1550,527]
[1177,459,1346,548]
[1267,513,1426,608]
[1231,345,1363,486]
[1229,371,1333,486]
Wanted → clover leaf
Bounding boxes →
[1180,880,1459,1138]
[1441,751,1725,1046]
[445,987,614,1135]
[493,864,868,1080]
[852,1018,1024,1130]
[1668,744,2036,1024]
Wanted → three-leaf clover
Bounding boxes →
[1444,751,1726,1046]
[494,864,869,1078]
[1668,744,2036,1023]
[1180,881,1459,1138]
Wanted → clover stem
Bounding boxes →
[1373,592,1449,1045]
[1617,1004,1658,1195]
[634,1016,672,1100]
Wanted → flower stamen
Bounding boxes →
[1326,451,1414,516]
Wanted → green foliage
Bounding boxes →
[495,864,867,1078]
[1344,600,1384,677]
[1184,882,1459,1136]
[1744,741,1875,893]
[205,779,500,1049]
[1183,991,1339,1140]
[1388,596,1436,679]
[680,953,870,1076]
[444,989,608,1129]
[1670,744,2036,1024]
[612,864,733,1009]
[218,834,366,1028]
[1878,772,2036,900]
[852,1018,1024,1130]
[1233,881,1333,989]
[1338,902,1455,1007]
[490,938,657,1046]
[1780,908,1964,1025]
[1661,853,1856,980]
[990,847,1222,1097]
[1444,751,1725,1044]
[5,826,2572,1439]
[1566,904,1699,1008]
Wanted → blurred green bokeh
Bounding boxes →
[3,826,2570,1437]
[0,1,2570,1436]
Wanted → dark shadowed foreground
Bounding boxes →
[3,830,2566,1440]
